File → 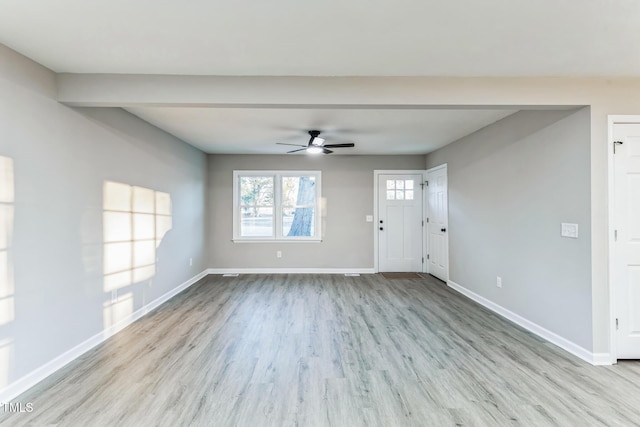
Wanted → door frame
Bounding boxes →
[425,163,449,282]
[373,170,427,273]
[608,115,640,363]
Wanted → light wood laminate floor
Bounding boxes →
[1,274,640,426]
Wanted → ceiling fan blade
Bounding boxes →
[277,142,307,147]
[323,143,355,148]
[322,148,334,154]
[287,148,308,154]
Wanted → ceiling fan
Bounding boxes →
[277,130,355,154]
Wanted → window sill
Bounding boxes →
[232,238,322,244]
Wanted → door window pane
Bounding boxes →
[386,180,395,190]
[405,190,414,200]
[396,191,404,200]
[405,180,414,190]
[396,180,404,190]
[386,190,395,200]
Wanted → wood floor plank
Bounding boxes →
[2,273,640,426]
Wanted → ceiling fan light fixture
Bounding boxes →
[278,130,354,154]
[306,146,323,154]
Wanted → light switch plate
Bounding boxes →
[365,215,373,222]
[561,223,579,238]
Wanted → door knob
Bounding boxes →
[441,228,446,232]
[380,220,383,224]
[380,227,384,231]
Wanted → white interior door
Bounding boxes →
[613,123,640,359]
[378,174,423,272]
[426,166,448,282]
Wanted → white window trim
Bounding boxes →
[233,170,322,242]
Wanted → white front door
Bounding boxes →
[426,165,448,282]
[613,123,640,359]
[378,174,423,272]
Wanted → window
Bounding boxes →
[386,179,414,200]
[233,171,321,241]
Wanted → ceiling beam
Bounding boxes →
[54,73,632,108]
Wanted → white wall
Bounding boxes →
[0,45,207,397]
[426,108,592,350]
[207,154,425,270]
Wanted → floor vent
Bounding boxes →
[344,273,361,277]
[222,273,240,277]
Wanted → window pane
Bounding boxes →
[282,176,315,207]
[405,190,414,200]
[405,180,414,190]
[386,190,395,200]
[396,180,404,190]
[396,190,404,200]
[240,177,273,206]
[241,208,273,237]
[386,180,395,189]
[282,207,315,237]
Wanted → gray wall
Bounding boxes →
[426,109,592,350]
[0,45,207,390]
[208,154,425,269]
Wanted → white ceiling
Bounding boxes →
[0,0,638,76]
[125,107,518,154]
[0,1,627,154]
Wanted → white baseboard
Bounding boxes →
[447,280,609,366]
[592,353,613,365]
[0,270,209,403]
[208,268,375,275]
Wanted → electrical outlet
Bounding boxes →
[497,276,502,288]
[276,250,282,258]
